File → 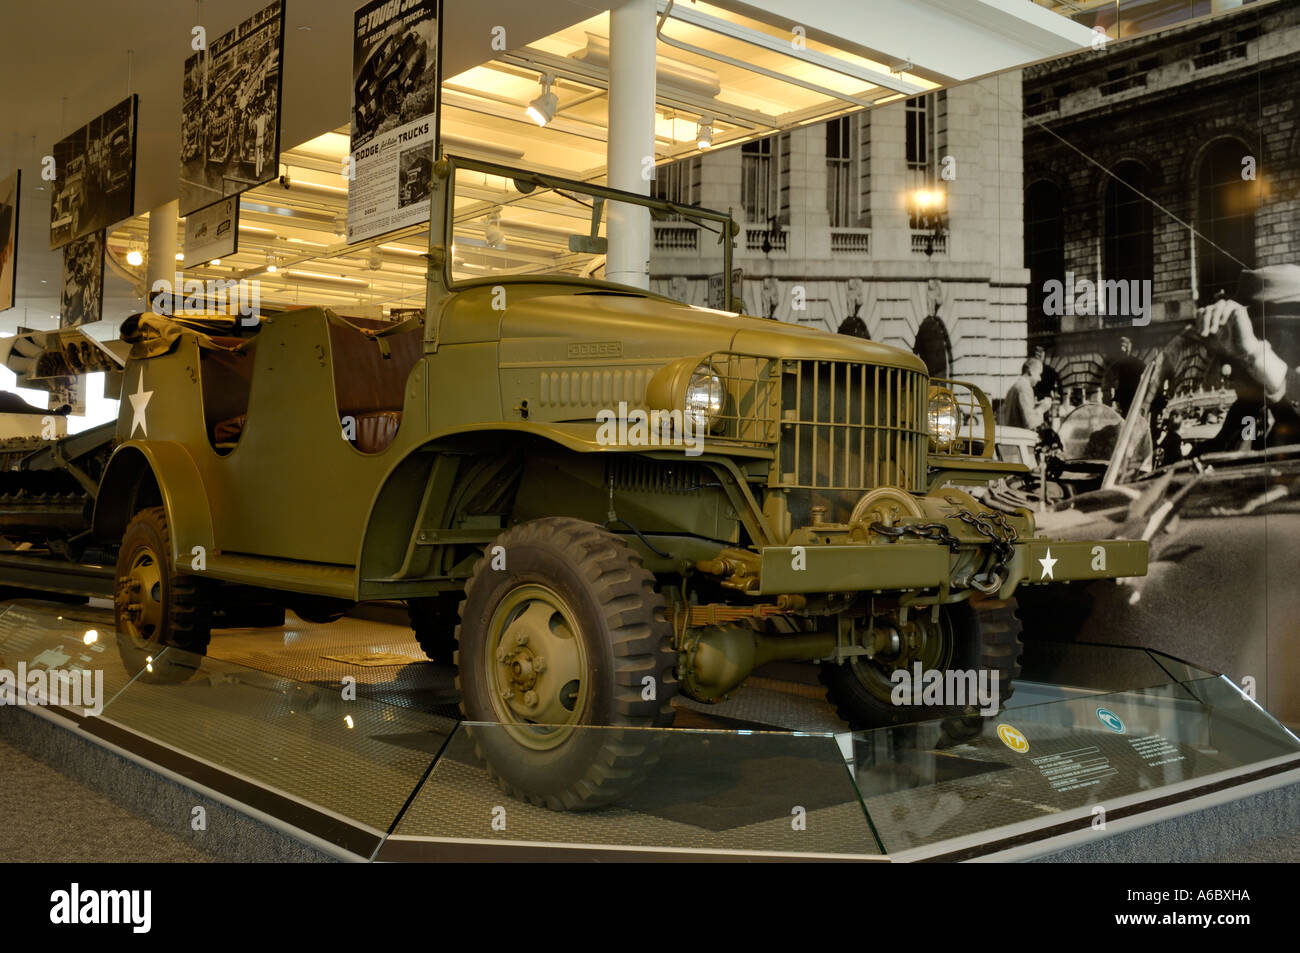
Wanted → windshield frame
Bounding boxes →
[430,154,736,303]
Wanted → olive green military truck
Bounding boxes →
[2,156,1147,809]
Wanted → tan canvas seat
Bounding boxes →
[205,312,420,455]
[328,315,421,454]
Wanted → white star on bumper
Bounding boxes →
[1038,548,1058,581]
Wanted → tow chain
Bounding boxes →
[869,507,1019,594]
[868,521,963,552]
[952,508,1019,592]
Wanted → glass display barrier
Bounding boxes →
[1,601,1296,861]
[384,723,882,858]
[848,669,1300,858]
[0,601,137,711]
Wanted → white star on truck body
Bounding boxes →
[128,372,152,437]
[1038,548,1058,580]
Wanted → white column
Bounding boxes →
[146,199,179,297]
[606,0,656,289]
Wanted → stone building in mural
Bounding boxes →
[649,1,1298,409]
[1022,1,1298,397]
[649,72,1030,403]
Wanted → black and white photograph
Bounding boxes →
[59,228,103,327]
[350,2,438,150]
[397,143,432,209]
[347,0,440,242]
[178,0,285,216]
[47,95,136,249]
[4,0,1300,893]
[0,169,17,313]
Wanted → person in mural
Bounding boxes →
[1031,345,1061,402]
[1193,265,1300,453]
[998,357,1052,430]
[1103,335,1146,417]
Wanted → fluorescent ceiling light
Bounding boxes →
[286,269,369,286]
[573,33,721,99]
[379,244,424,256]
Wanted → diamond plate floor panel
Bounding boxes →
[396,729,880,855]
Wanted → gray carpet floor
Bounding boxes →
[0,735,217,863]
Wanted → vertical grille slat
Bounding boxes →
[778,359,927,494]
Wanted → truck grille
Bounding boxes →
[777,360,928,493]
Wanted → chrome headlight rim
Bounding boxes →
[927,386,960,449]
[684,363,725,432]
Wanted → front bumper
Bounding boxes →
[756,537,1149,597]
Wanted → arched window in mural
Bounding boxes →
[1103,160,1153,328]
[1197,137,1256,302]
[1025,179,1064,339]
[913,315,951,379]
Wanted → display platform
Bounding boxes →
[1,599,1297,862]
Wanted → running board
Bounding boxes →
[203,553,356,600]
[0,552,115,598]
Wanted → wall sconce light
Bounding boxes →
[909,187,948,256]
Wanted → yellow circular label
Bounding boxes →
[997,723,1029,753]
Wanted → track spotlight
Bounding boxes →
[484,211,505,249]
[696,118,714,150]
[526,74,558,127]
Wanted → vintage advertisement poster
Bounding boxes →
[347,0,441,243]
[179,0,285,217]
[48,96,137,250]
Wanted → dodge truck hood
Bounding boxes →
[445,282,927,373]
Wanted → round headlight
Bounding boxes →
[928,388,960,448]
[685,365,725,430]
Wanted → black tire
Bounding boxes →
[1014,584,1094,643]
[407,592,461,663]
[455,518,678,811]
[289,600,347,626]
[113,506,211,684]
[819,601,1021,730]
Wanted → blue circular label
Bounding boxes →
[1097,708,1125,733]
